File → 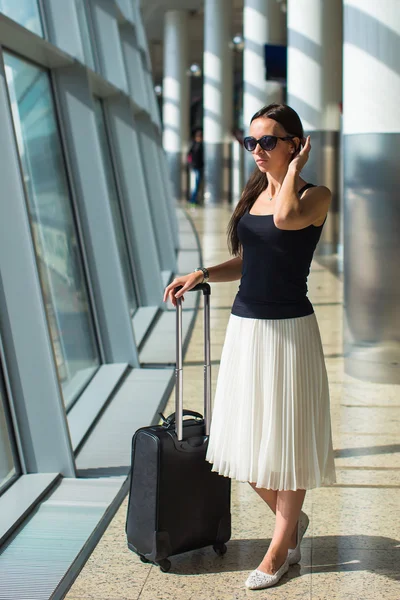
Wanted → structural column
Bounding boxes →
[162,10,189,203]
[343,0,400,384]
[203,0,233,204]
[287,0,342,254]
[243,0,286,179]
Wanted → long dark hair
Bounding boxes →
[227,103,304,256]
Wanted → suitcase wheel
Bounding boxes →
[213,543,227,557]
[158,558,171,573]
[139,555,151,564]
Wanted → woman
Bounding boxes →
[163,103,336,590]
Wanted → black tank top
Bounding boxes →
[231,183,327,320]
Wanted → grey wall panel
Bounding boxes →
[343,133,400,383]
[144,67,162,130]
[106,97,164,307]
[41,0,84,62]
[119,23,147,109]
[115,0,135,23]
[0,66,75,476]
[91,0,128,92]
[156,145,180,249]
[136,116,177,271]
[134,1,150,61]
[54,65,139,367]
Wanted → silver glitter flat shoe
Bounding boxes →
[245,556,290,590]
[287,510,310,565]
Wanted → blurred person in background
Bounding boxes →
[187,128,204,205]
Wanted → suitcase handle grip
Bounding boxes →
[174,282,211,295]
[160,410,203,428]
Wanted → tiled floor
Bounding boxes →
[66,204,400,600]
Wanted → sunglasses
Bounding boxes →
[243,135,295,152]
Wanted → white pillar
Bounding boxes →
[162,10,189,202]
[203,0,233,204]
[287,0,342,132]
[287,0,342,255]
[243,0,286,179]
[342,0,400,384]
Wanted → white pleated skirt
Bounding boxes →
[205,312,337,491]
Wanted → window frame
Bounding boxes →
[2,49,105,405]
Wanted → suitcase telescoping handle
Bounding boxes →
[175,283,211,441]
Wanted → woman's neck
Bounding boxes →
[265,169,305,196]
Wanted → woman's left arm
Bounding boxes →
[274,136,332,231]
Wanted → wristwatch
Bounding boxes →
[194,267,209,283]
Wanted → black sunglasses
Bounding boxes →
[243,135,295,152]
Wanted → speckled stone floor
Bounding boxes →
[66,204,400,600]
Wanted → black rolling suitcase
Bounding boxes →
[125,283,231,572]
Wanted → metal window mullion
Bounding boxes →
[83,0,102,73]
[0,335,25,475]
[36,0,50,40]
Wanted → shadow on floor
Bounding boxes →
[155,536,399,581]
[334,444,400,458]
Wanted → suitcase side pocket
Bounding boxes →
[126,431,160,556]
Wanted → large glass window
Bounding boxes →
[4,53,101,408]
[0,362,19,494]
[75,0,96,71]
[0,0,43,37]
[94,98,138,313]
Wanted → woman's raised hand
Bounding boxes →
[289,135,311,173]
[163,271,204,307]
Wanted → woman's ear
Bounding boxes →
[292,136,302,155]
[288,138,299,158]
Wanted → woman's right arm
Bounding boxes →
[206,256,243,282]
[163,256,243,306]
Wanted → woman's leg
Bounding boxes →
[248,482,277,514]
[257,489,306,574]
[248,483,300,549]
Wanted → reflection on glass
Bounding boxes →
[0,366,17,492]
[4,53,100,407]
[0,0,43,36]
[75,0,96,70]
[94,98,138,313]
